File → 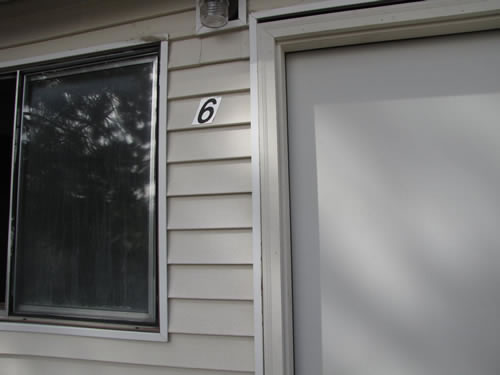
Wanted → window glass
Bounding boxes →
[13,58,157,323]
[0,76,16,308]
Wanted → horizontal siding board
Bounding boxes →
[0,333,254,372]
[197,30,249,65]
[168,159,251,196]
[2,0,192,23]
[167,126,251,163]
[168,195,252,230]
[0,10,195,62]
[168,92,250,130]
[10,356,253,375]
[168,37,201,70]
[169,30,250,69]
[0,1,193,49]
[168,61,249,99]
[169,265,253,300]
[0,358,16,374]
[169,299,253,336]
[168,229,252,264]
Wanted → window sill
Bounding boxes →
[0,320,168,342]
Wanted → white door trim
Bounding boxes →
[250,1,500,374]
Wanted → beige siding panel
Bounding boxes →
[0,0,192,49]
[168,92,250,130]
[11,356,253,375]
[168,38,202,70]
[0,358,17,374]
[0,333,254,372]
[0,1,194,50]
[168,159,251,196]
[0,11,195,62]
[168,229,252,264]
[167,126,251,163]
[169,265,253,300]
[168,194,252,230]
[169,299,253,336]
[168,61,249,99]
[169,30,250,69]
[2,0,191,21]
[198,30,250,65]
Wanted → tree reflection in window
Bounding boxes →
[14,58,157,323]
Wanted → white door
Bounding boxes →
[287,30,500,375]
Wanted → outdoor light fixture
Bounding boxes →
[199,0,229,28]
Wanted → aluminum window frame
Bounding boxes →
[0,38,169,342]
[0,71,19,317]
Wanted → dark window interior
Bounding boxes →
[228,0,239,21]
[0,76,16,307]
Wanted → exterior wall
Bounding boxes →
[0,0,321,373]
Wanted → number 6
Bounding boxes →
[193,97,221,125]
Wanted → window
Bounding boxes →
[0,42,167,338]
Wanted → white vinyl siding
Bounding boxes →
[168,229,253,264]
[6,357,254,375]
[1,20,193,65]
[0,332,254,371]
[168,159,252,196]
[169,299,254,336]
[167,125,251,162]
[168,60,250,99]
[168,195,252,229]
[169,265,253,300]
[169,30,250,69]
[0,358,16,375]
[0,1,192,48]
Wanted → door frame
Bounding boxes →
[250,1,500,374]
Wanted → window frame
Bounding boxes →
[0,38,168,342]
[0,71,18,316]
